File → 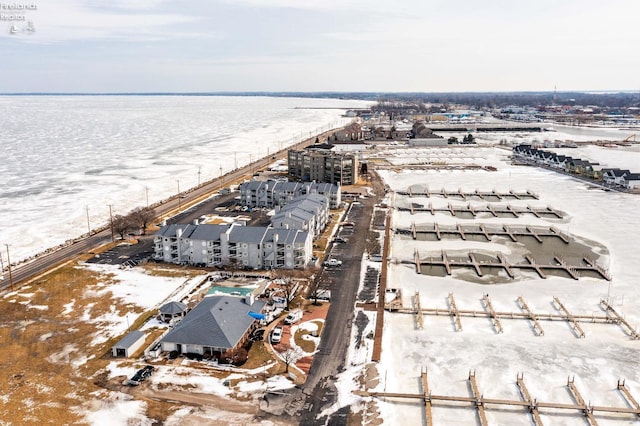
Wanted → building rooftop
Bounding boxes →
[161,295,265,350]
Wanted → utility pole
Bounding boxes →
[177,179,181,211]
[197,166,201,186]
[249,154,253,175]
[108,204,115,242]
[85,206,91,235]
[234,152,238,170]
[5,244,14,292]
[145,186,149,207]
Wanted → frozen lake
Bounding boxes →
[0,95,371,263]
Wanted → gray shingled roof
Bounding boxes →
[228,225,268,244]
[159,301,188,315]
[114,330,145,349]
[161,295,265,350]
[267,228,306,245]
[156,223,197,239]
[189,224,230,241]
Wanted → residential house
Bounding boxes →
[160,294,265,359]
[602,169,630,185]
[623,173,640,189]
[331,122,363,142]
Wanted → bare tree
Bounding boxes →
[308,283,325,306]
[281,347,303,373]
[112,214,132,240]
[129,206,156,235]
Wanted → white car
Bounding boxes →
[324,258,343,267]
[271,326,283,343]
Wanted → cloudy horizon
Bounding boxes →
[2,0,639,93]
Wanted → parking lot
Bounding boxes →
[86,237,155,267]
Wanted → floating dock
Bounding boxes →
[412,250,610,281]
[397,203,564,218]
[397,187,539,201]
[398,223,569,244]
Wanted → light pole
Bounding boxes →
[108,204,115,242]
[177,179,181,211]
[145,186,149,207]
[234,152,238,170]
[197,166,201,186]
[85,206,91,235]
[5,244,14,292]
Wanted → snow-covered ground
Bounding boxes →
[74,264,298,424]
[337,141,640,425]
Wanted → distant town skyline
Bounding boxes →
[2,0,639,93]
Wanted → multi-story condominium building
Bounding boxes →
[153,222,312,269]
[239,179,341,209]
[288,147,359,186]
[270,193,329,238]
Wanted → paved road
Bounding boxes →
[0,128,342,292]
[259,175,383,424]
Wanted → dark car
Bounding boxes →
[251,328,266,342]
[127,365,155,386]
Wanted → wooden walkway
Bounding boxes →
[384,293,639,340]
[398,202,564,218]
[399,223,570,244]
[397,187,539,201]
[371,212,391,362]
[412,250,611,281]
[355,371,640,425]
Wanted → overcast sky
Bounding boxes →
[2,0,639,93]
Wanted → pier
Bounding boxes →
[383,293,637,340]
[412,250,611,281]
[397,222,570,244]
[424,122,545,132]
[397,203,564,218]
[355,371,640,425]
[397,187,539,201]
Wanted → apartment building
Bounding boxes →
[288,147,359,186]
[239,179,341,209]
[153,222,312,269]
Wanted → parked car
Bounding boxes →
[127,365,155,386]
[324,258,343,267]
[333,237,348,244]
[251,328,266,342]
[271,326,283,343]
[284,309,303,325]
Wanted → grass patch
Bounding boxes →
[293,320,324,353]
[243,341,275,370]
[0,262,118,424]
[139,263,207,278]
